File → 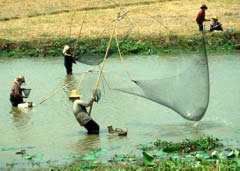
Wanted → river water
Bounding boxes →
[0,53,240,168]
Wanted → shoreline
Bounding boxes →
[3,136,238,170]
[0,31,239,58]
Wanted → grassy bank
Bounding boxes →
[0,0,239,57]
[0,30,239,58]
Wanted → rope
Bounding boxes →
[38,70,89,106]
[115,33,133,81]
[77,73,86,90]
[101,72,111,90]
[38,78,77,105]
[72,0,92,58]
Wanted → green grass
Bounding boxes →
[0,30,239,58]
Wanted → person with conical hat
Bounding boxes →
[210,16,223,32]
[196,4,210,31]
[63,45,76,75]
[10,75,27,107]
[70,89,100,134]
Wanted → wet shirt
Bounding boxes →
[11,81,22,98]
[72,99,93,126]
[196,9,205,24]
[63,51,74,65]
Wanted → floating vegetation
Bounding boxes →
[1,146,36,152]
[153,136,223,153]
[4,136,240,170]
[81,148,108,161]
[111,154,137,163]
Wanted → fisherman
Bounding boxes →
[196,4,210,31]
[63,45,76,75]
[10,75,27,107]
[210,17,223,32]
[70,90,100,134]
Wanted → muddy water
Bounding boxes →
[0,54,240,167]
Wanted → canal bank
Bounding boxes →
[0,31,239,58]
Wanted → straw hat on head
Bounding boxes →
[200,4,208,9]
[16,75,25,83]
[63,45,70,54]
[69,89,81,100]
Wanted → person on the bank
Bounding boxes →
[210,17,223,32]
[71,91,100,134]
[196,4,210,31]
[10,75,27,107]
[63,45,76,75]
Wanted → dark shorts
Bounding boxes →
[10,94,24,107]
[84,119,100,134]
[198,23,203,31]
[64,63,73,75]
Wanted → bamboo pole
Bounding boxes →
[88,21,117,115]
[38,70,90,105]
[72,0,92,58]
[38,78,77,105]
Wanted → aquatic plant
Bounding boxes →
[153,136,223,153]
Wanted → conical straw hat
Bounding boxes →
[69,89,80,99]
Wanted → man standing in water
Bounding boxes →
[63,45,76,75]
[196,4,210,31]
[70,90,100,134]
[10,75,27,107]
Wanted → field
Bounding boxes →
[0,0,239,41]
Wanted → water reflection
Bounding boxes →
[63,75,78,95]
[9,107,32,128]
[158,120,229,140]
[72,135,101,153]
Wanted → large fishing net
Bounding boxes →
[69,0,210,121]
[101,32,210,121]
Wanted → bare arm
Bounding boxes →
[75,98,94,107]
[12,83,26,98]
[63,51,72,57]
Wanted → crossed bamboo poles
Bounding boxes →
[38,0,169,109]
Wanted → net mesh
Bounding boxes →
[108,32,210,121]
[70,1,210,121]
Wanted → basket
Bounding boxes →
[22,88,31,97]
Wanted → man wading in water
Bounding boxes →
[63,45,76,75]
[70,90,100,134]
[196,4,210,31]
[10,75,27,107]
